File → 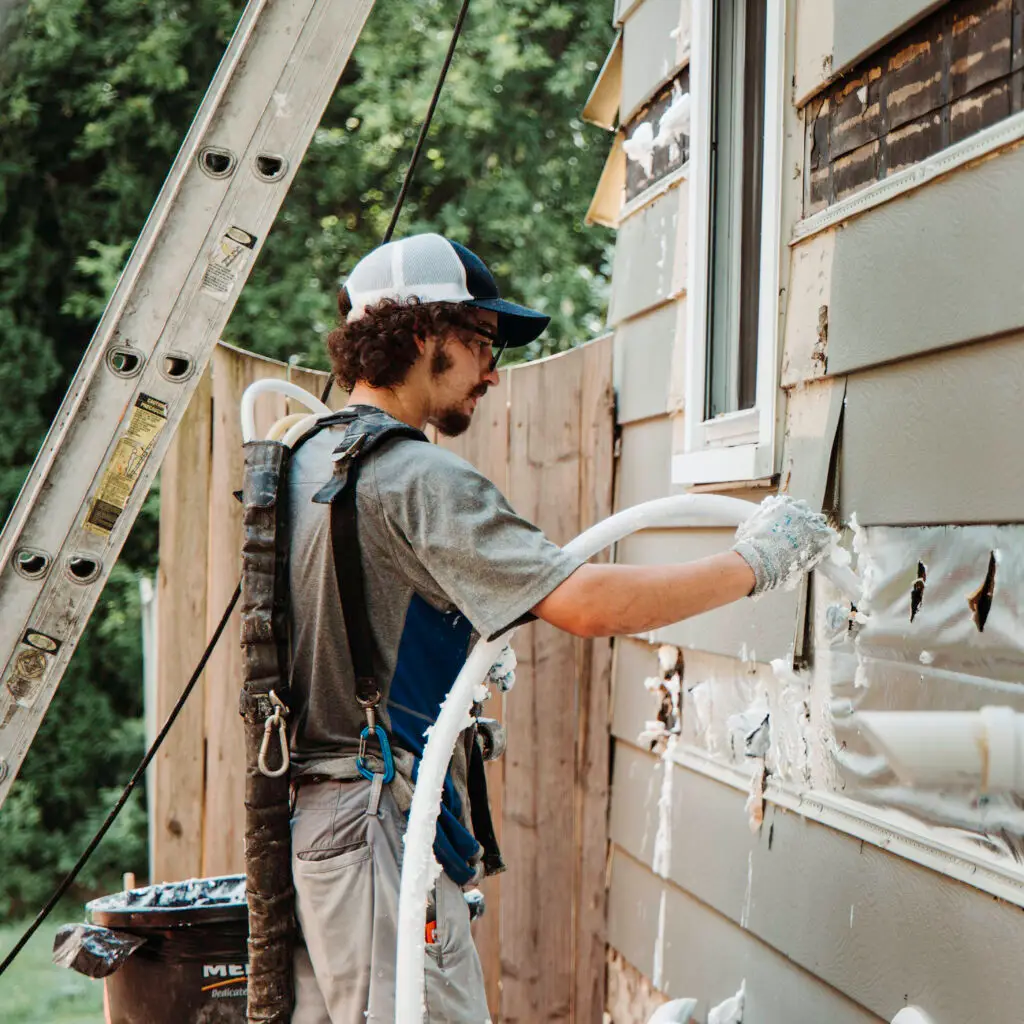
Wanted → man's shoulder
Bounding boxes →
[370,431,480,487]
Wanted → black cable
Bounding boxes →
[382,0,471,246]
[319,0,473,406]
[0,583,241,978]
[1,0,473,978]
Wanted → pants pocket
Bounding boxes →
[293,841,374,1018]
[292,785,369,864]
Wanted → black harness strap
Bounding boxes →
[309,407,505,876]
[311,410,427,706]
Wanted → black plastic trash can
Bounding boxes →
[82,875,249,1023]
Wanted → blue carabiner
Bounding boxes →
[356,724,395,784]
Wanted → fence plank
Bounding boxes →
[503,350,585,1022]
[573,337,616,1024]
[202,345,288,876]
[152,368,212,883]
[438,372,511,1016]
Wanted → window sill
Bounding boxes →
[701,407,759,445]
[671,441,774,486]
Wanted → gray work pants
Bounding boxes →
[290,777,491,1023]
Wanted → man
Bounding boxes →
[286,232,834,1022]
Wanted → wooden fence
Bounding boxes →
[153,335,615,1021]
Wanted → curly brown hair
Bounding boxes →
[326,291,483,390]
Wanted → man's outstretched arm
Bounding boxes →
[532,496,836,639]
[533,553,755,638]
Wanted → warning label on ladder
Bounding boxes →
[201,226,257,299]
[85,394,168,537]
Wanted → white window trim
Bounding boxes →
[672,0,788,487]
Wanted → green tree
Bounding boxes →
[0,0,614,916]
[229,0,615,366]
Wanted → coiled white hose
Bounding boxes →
[239,379,332,444]
[394,494,860,1022]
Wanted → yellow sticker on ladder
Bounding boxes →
[84,394,168,536]
[201,226,257,299]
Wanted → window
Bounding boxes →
[706,0,767,418]
[673,0,786,486]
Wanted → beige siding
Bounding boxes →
[615,416,675,509]
[610,637,662,748]
[841,332,1024,525]
[607,849,886,1023]
[780,228,834,388]
[614,301,681,425]
[832,0,949,88]
[608,746,1024,1022]
[795,0,947,105]
[608,187,685,325]
[620,0,691,122]
[824,143,1024,377]
[777,377,845,506]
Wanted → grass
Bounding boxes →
[0,912,104,1024]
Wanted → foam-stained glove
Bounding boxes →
[731,495,836,596]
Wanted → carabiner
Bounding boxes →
[356,724,395,784]
[259,712,290,778]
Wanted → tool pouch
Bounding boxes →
[239,439,294,1024]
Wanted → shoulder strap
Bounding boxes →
[311,412,427,708]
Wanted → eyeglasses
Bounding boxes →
[471,324,508,372]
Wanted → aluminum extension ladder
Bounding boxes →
[0,0,377,810]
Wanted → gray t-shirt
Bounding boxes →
[286,407,584,776]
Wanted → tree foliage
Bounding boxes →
[0,0,614,918]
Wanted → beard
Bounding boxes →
[429,341,486,437]
[435,408,473,437]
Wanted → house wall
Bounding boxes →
[595,0,1024,1021]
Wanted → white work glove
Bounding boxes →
[731,495,836,596]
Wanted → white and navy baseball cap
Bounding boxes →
[343,233,550,347]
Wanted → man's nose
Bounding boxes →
[482,367,500,387]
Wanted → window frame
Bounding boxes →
[673,0,788,486]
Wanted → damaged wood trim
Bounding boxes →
[582,29,623,131]
[666,743,1024,908]
[791,107,1024,243]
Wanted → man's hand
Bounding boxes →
[731,496,836,596]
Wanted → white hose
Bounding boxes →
[240,379,332,443]
[281,413,320,448]
[394,494,860,1022]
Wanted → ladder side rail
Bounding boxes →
[0,0,377,805]
[0,0,272,569]
[0,0,326,671]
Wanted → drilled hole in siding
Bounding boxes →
[16,550,50,579]
[910,562,927,622]
[254,153,287,181]
[67,556,100,584]
[162,354,192,380]
[967,552,997,633]
[107,348,143,378]
[199,147,235,178]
